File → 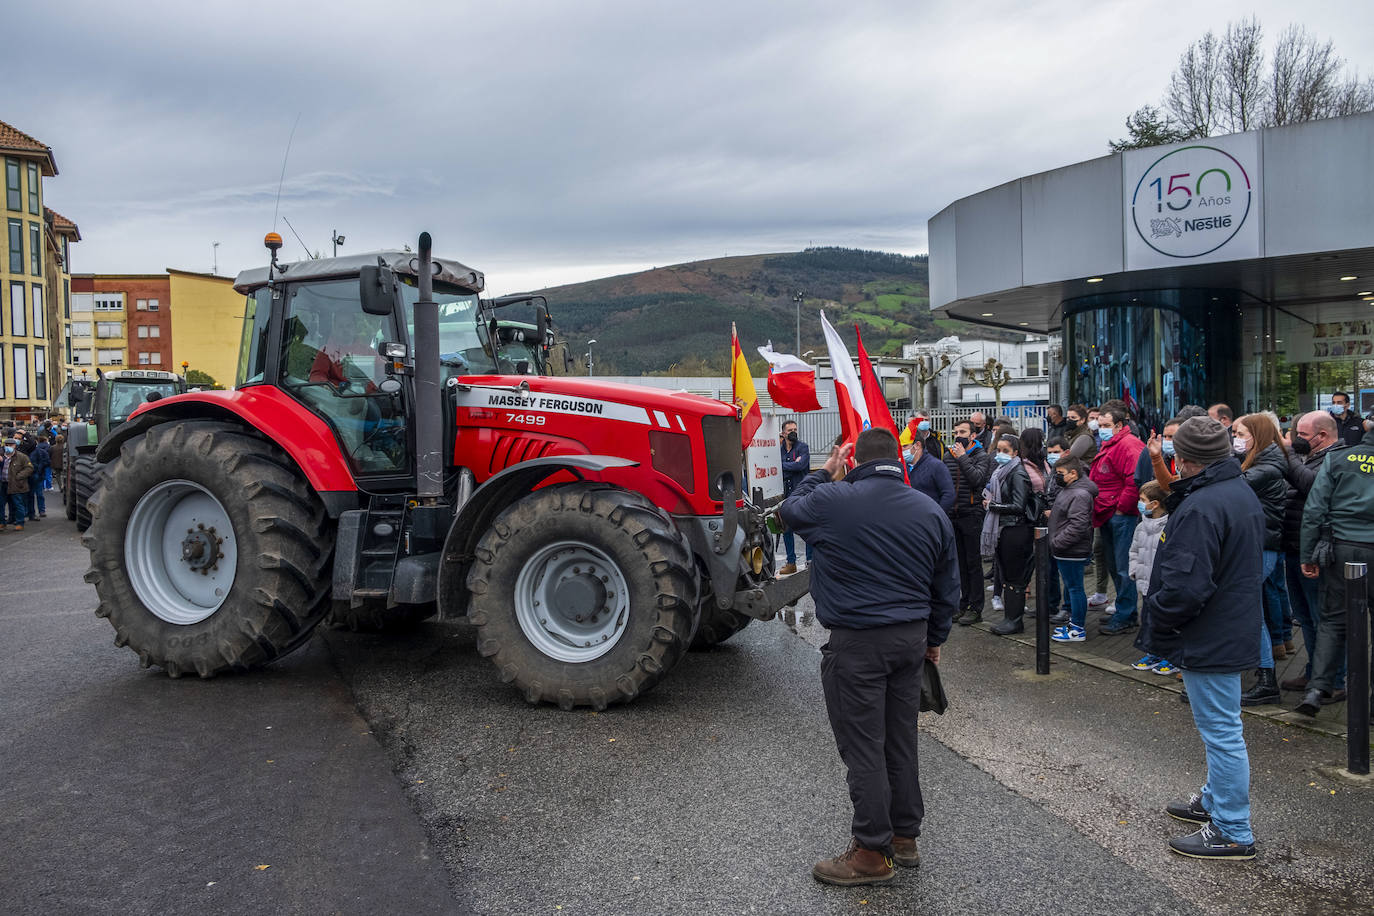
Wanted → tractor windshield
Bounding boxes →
[398,281,493,379]
[109,382,182,425]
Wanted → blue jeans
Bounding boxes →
[7,492,26,526]
[1257,551,1281,670]
[1179,670,1253,845]
[1047,555,1064,613]
[782,530,811,566]
[1285,552,1335,681]
[1104,514,1139,626]
[1262,549,1288,645]
[1057,558,1089,627]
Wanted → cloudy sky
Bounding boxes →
[9,0,1374,294]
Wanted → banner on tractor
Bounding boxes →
[745,414,784,502]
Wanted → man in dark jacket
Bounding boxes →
[906,436,953,513]
[1136,416,1263,860]
[1328,391,1366,447]
[28,436,51,520]
[778,419,812,575]
[780,428,958,887]
[1296,412,1374,716]
[1279,411,1342,691]
[1046,404,1070,439]
[944,419,993,624]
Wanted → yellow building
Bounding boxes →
[2,118,71,422]
[168,269,243,389]
[45,207,80,407]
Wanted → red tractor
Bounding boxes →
[83,233,808,708]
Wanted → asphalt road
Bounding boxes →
[5,517,1373,915]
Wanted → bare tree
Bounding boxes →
[1115,19,1374,150]
[1220,17,1266,132]
[1268,25,1343,124]
[1165,31,1223,138]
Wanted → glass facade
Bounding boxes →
[1062,289,1243,432]
[1063,288,1373,426]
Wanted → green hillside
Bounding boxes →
[535,247,1003,376]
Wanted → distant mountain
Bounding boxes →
[534,247,1010,376]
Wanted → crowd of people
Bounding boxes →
[776,395,1373,872]
[1,418,67,531]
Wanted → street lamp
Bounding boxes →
[793,290,804,354]
[586,339,597,376]
[332,230,345,258]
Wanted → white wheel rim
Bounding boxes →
[513,540,630,663]
[125,479,237,625]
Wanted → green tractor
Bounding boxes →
[65,369,187,530]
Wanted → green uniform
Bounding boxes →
[1300,427,1374,562]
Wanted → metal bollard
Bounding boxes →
[1034,526,1050,676]
[1346,561,1370,776]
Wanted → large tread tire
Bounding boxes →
[83,420,334,678]
[63,459,76,520]
[73,454,100,532]
[327,599,436,632]
[466,482,698,710]
[690,600,752,650]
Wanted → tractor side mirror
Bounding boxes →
[360,264,398,316]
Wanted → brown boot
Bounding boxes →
[811,838,895,886]
[892,836,920,868]
[777,563,798,576]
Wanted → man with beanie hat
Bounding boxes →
[1136,416,1264,860]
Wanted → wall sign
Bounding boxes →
[1123,132,1261,270]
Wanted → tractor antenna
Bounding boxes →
[272,112,301,230]
[281,216,316,259]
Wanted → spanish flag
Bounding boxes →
[731,323,763,448]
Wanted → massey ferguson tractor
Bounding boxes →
[83,232,809,708]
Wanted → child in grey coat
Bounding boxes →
[1129,481,1173,674]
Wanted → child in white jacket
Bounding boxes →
[1129,482,1174,675]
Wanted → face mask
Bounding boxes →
[1161,439,1175,457]
[1098,427,1113,442]
[3,447,11,455]
[1088,419,1100,431]
[1046,453,1060,465]
[1291,435,1311,456]
[1137,501,1150,515]
[903,449,915,464]
[1056,475,1069,486]
[994,452,1014,465]
[955,436,970,447]
[1233,439,1250,454]
[1329,405,1345,416]
[917,420,931,432]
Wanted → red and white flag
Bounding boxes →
[757,343,822,412]
[854,324,899,438]
[819,311,870,450]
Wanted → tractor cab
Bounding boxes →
[233,249,556,482]
[69,369,185,441]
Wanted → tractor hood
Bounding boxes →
[457,375,737,422]
[234,250,484,295]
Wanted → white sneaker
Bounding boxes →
[1087,593,1109,608]
[991,596,1005,613]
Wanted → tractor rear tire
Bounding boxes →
[72,453,99,532]
[83,421,334,678]
[327,599,436,632]
[466,482,699,710]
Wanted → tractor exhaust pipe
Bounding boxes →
[414,231,443,502]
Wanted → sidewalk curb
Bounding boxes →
[974,622,1367,745]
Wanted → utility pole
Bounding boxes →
[793,290,804,355]
[331,230,345,258]
[212,241,219,275]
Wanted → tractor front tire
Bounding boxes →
[690,600,752,650]
[83,421,334,678]
[72,453,99,531]
[466,483,698,710]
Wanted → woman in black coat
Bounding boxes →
[1233,413,1292,705]
[981,433,1046,635]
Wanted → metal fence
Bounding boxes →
[779,406,1052,460]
